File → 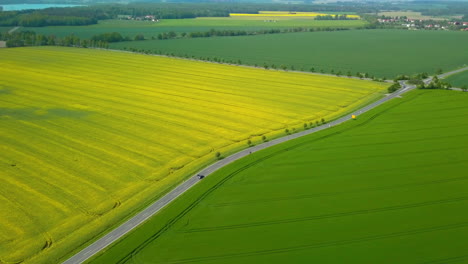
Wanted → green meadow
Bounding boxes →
[0,26,11,32]
[91,89,468,264]
[110,29,468,78]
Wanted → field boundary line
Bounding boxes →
[98,47,392,83]
[62,67,467,264]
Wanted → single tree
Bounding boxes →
[215,152,221,159]
[247,139,252,146]
[168,31,177,39]
[321,118,326,124]
[47,36,56,46]
[285,128,290,134]
[262,135,267,142]
[134,34,145,41]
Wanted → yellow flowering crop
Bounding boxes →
[230,11,360,19]
[0,46,384,263]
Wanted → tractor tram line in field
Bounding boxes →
[64,66,468,264]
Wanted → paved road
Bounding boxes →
[8,26,20,34]
[438,66,468,79]
[439,66,468,90]
[424,66,468,89]
[63,68,467,264]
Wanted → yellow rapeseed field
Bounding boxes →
[230,11,360,19]
[0,47,386,263]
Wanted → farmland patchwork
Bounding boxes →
[0,46,386,263]
[92,89,468,264]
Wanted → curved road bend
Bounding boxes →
[63,67,468,264]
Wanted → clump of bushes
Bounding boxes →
[387,82,401,93]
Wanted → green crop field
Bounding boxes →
[91,89,468,264]
[444,70,468,87]
[20,18,366,39]
[0,46,386,264]
[110,29,468,78]
[0,26,12,33]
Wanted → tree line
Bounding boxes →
[119,47,390,83]
[0,13,97,27]
[0,23,355,49]
[315,14,358,20]
[0,30,158,48]
[417,76,452,90]
[155,26,351,41]
[0,1,464,28]
[87,3,378,18]
[0,30,110,48]
[0,9,101,27]
[0,2,375,27]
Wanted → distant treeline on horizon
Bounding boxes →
[0,1,466,28]
[0,2,374,27]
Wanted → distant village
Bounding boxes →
[117,15,160,22]
[378,16,468,31]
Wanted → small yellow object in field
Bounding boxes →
[352,115,357,119]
